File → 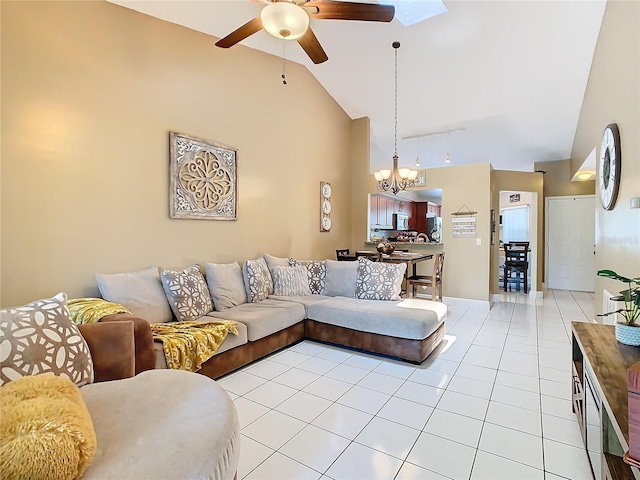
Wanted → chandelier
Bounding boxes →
[374,41,418,195]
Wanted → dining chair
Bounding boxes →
[503,242,529,293]
[356,251,381,262]
[407,252,445,301]
[336,249,351,261]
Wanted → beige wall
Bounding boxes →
[490,171,544,295]
[0,1,353,306]
[534,159,595,198]
[569,0,640,316]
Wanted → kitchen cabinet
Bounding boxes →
[427,202,441,217]
[369,194,415,230]
[415,202,428,233]
[369,194,393,229]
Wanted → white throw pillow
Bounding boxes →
[355,257,407,301]
[242,257,274,303]
[204,262,247,311]
[95,266,172,323]
[160,265,213,321]
[272,266,312,296]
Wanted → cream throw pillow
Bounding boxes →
[272,266,312,296]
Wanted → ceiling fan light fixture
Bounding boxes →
[261,2,309,40]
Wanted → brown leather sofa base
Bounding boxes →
[99,313,156,374]
[305,319,446,364]
[196,319,446,380]
[198,322,306,379]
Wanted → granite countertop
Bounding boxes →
[364,241,443,246]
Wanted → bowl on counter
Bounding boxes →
[376,242,395,255]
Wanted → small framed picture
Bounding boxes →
[414,171,426,187]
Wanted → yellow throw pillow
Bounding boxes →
[0,375,97,480]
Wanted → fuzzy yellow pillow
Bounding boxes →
[0,375,97,480]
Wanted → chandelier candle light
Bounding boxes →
[374,41,419,195]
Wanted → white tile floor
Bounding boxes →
[218,290,596,480]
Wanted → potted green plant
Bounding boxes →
[597,270,640,346]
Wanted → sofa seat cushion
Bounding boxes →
[307,297,447,340]
[269,295,332,316]
[154,322,248,369]
[206,300,305,342]
[81,370,239,480]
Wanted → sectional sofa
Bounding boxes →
[95,254,447,379]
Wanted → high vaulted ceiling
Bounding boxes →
[109,0,606,172]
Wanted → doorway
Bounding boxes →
[499,191,537,293]
[546,195,596,291]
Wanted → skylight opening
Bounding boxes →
[386,0,448,27]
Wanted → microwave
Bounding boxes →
[393,213,410,230]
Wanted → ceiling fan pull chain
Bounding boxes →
[281,41,287,85]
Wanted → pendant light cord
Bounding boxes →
[394,43,398,156]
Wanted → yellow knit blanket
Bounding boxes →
[68,298,131,325]
[151,321,238,372]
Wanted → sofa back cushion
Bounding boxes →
[264,253,290,272]
[0,292,94,387]
[242,257,274,303]
[324,260,358,297]
[272,266,312,296]
[160,265,213,321]
[355,257,407,301]
[95,267,172,323]
[289,259,326,295]
[204,262,247,311]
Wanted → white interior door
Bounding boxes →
[546,196,595,291]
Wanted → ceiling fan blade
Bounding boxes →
[297,27,328,64]
[304,0,394,22]
[215,17,263,48]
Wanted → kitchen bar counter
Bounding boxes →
[364,242,444,246]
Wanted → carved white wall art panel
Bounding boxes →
[169,132,238,220]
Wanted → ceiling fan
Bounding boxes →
[215,0,395,64]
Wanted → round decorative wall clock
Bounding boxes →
[320,182,332,232]
[599,123,621,211]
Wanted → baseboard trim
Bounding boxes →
[529,290,544,299]
[443,296,491,313]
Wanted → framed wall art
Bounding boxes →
[414,171,427,187]
[169,132,238,220]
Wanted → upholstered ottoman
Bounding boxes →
[80,369,239,480]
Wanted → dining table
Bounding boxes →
[379,252,434,292]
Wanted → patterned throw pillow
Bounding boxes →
[160,265,213,321]
[272,266,312,296]
[355,257,407,301]
[289,259,326,295]
[0,292,94,387]
[242,257,274,303]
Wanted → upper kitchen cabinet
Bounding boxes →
[369,194,414,230]
[369,194,393,229]
[427,202,441,217]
